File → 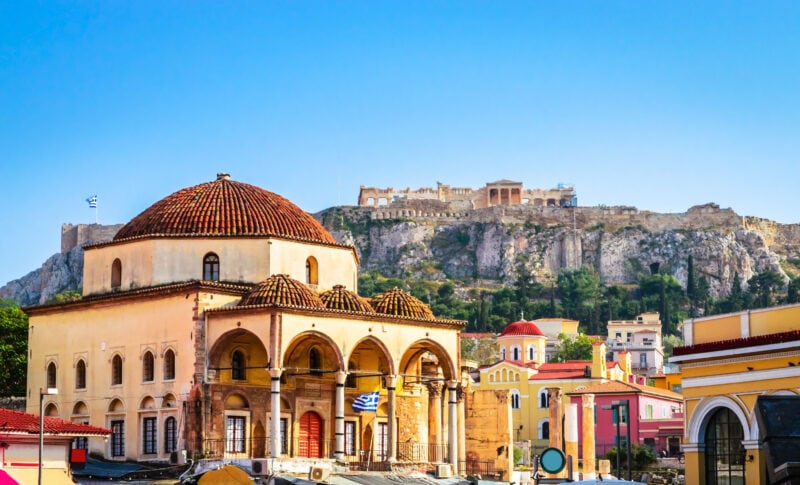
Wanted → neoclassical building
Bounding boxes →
[670,303,800,484]
[25,174,466,468]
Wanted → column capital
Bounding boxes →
[269,368,283,379]
[581,393,595,407]
[383,374,397,389]
[336,370,347,385]
[447,379,459,390]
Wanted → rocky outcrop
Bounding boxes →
[0,223,123,307]
[317,204,800,298]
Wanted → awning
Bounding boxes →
[0,470,20,485]
[198,465,252,485]
[4,468,74,485]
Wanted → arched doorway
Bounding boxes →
[705,408,745,484]
[298,411,323,458]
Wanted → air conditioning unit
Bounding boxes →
[435,464,453,478]
[169,450,186,465]
[252,458,271,476]
[309,466,331,482]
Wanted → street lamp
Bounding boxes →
[601,399,631,480]
[39,387,58,485]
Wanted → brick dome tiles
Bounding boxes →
[500,320,545,337]
[114,174,336,244]
[371,287,434,320]
[320,285,375,313]
[239,274,324,308]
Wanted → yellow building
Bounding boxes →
[25,174,466,469]
[670,303,800,484]
[473,320,626,447]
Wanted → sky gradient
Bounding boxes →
[2,1,799,286]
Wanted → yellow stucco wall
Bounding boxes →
[84,238,358,296]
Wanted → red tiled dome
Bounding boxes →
[320,285,375,313]
[239,274,324,308]
[500,320,545,337]
[372,287,434,320]
[114,174,336,244]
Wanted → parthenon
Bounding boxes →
[358,180,577,209]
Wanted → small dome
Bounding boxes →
[500,320,545,337]
[320,285,375,313]
[371,287,434,320]
[114,174,336,244]
[239,274,324,308]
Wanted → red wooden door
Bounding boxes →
[298,411,322,457]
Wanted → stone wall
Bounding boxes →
[61,223,124,253]
[0,396,26,412]
[464,388,513,480]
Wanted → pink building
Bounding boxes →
[568,380,684,458]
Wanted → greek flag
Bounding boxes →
[352,391,379,412]
[86,195,98,208]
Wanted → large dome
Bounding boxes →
[113,174,336,244]
[500,320,545,337]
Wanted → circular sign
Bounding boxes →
[540,447,567,474]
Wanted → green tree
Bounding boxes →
[606,442,657,470]
[747,270,785,308]
[639,274,686,335]
[0,300,28,396]
[461,335,499,365]
[686,255,697,315]
[662,334,684,358]
[788,277,800,304]
[551,333,596,362]
[557,267,602,333]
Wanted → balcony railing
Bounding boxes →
[396,442,448,463]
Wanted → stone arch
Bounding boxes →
[208,328,270,383]
[44,402,59,417]
[140,395,157,410]
[398,338,457,381]
[346,336,395,392]
[687,395,751,444]
[283,330,344,374]
[224,392,250,410]
[162,393,177,408]
[108,398,125,413]
[72,401,89,416]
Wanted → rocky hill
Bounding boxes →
[316,202,800,297]
[2,203,798,306]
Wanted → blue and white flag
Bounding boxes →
[86,195,98,208]
[352,391,380,412]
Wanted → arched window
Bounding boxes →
[512,346,520,361]
[164,416,177,454]
[541,421,550,439]
[46,362,57,388]
[309,348,322,376]
[231,350,246,380]
[305,257,319,286]
[163,349,175,380]
[539,389,550,409]
[142,351,154,382]
[511,390,520,409]
[528,345,536,361]
[500,347,506,360]
[112,355,123,385]
[111,258,122,289]
[203,253,220,281]
[705,408,745,483]
[75,359,86,390]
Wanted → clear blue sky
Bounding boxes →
[2,1,799,286]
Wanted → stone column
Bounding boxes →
[547,387,565,478]
[547,387,563,449]
[457,385,467,474]
[427,382,444,453]
[564,403,579,481]
[335,371,346,461]
[447,380,459,467]
[385,374,397,462]
[269,368,282,458]
[582,394,596,480]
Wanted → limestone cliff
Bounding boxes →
[317,203,800,297]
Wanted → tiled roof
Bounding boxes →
[239,274,324,308]
[529,371,587,380]
[0,408,111,435]
[500,320,545,337]
[567,380,683,400]
[673,329,800,356]
[113,174,336,244]
[320,285,375,313]
[371,287,434,320]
